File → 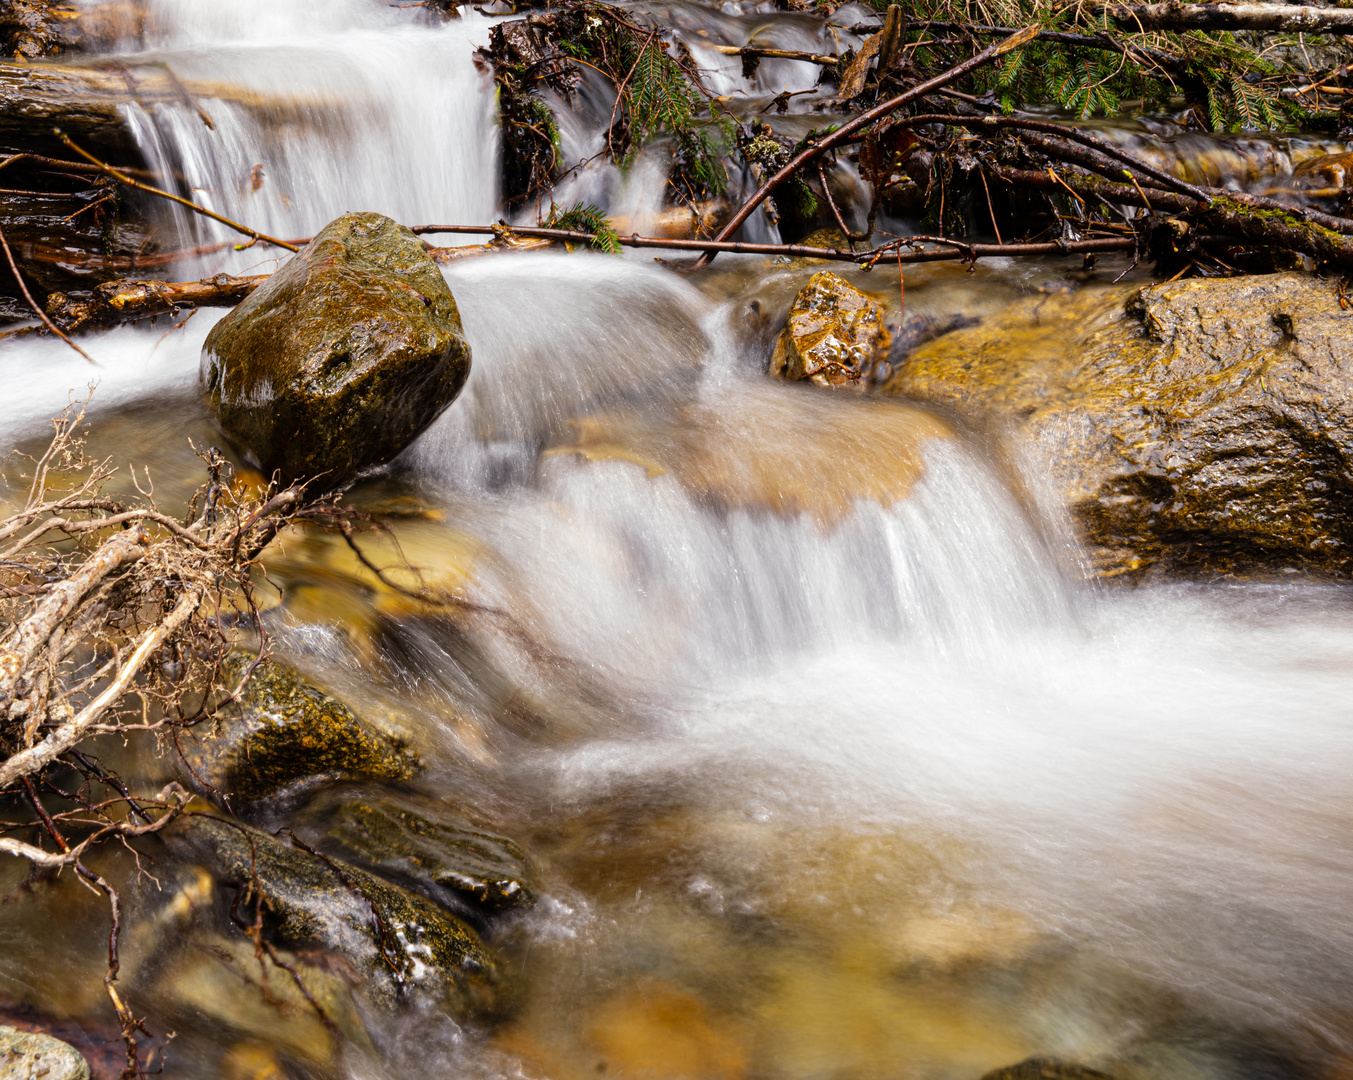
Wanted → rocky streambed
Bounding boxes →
[3,1,1353,1078]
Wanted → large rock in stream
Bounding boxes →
[883,272,1353,578]
[202,212,470,485]
[180,816,501,1016]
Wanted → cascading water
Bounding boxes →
[1,3,1353,1079]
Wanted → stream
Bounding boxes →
[3,2,1353,1079]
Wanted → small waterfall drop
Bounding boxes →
[106,0,500,278]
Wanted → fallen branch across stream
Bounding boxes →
[693,22,1042,267]
[413,222,1134,263]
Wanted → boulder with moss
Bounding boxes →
[201,212,471,485]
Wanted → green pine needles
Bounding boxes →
[862,0,1319,131]
[543,201,623,252]
[556,4,735,198]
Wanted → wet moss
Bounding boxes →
[179,654,420,803]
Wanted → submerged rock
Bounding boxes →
[182,816,500,1016]
[294,786,536,914]
[0,1026,89,1080]
[884,272,1353,578]
[980,1059,1119,1080]
[770,271,889,389]
[152,931,372,1067]
[201,212,471,485]
[178,654,420,802]
[542,383,951,526]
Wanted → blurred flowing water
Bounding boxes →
[1,3,1352,1080]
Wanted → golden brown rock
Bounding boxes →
[884,273,1353,578]
[543,384,951,526]
[770,271,889,389]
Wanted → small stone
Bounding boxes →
[0,1026,90,1080]
[770,271,889,389]
[178,653,420,802]
[201,212,471,485]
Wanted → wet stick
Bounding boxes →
[691,22,1041,268]
[55,131,300,253]
[0,219,96,363]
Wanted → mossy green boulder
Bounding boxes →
[179,654,420,802]
[294,786,537,914]
[201,212,470,485]
[884,272,1353,578]
[182,816,500,1016]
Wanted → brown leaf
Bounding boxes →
[837,31,882,101]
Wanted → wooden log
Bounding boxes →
[0,59,333,160]
[44,273,267,333]
[1103,1,1353,34]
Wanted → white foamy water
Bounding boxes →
[103,0,500,279]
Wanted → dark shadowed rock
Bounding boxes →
[980,1058,1119,1080]
[178,654,420,803]
[294,786,536,915]
[201,212,470,485]
[883,272,1353,578]
[181,816,500,1016]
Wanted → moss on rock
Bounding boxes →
[201,212,471,485]
[179,654,420,803]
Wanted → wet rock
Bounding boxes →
[542,383,951,526]
[293,786,536,915]
[152,931,372,1067]
[178,654,420,802]
[182,816,500,1016]
[770,271,889,389]
[0,1026,89,1080]
[884,272,1353,578]
[980,1059,1118,1080]
[201,212,471,485]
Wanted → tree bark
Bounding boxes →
[1105,1,1353,34]
[45,274,268,333]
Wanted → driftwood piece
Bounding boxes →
[0,59,331,159]
[45,273,267,333]
[1104,2,1353,34]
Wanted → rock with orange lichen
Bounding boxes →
[770,271,890,389]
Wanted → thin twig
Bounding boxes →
[56,132,299,253]
[0,220,96,363]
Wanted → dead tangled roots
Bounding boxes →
[0,399,345,1078]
